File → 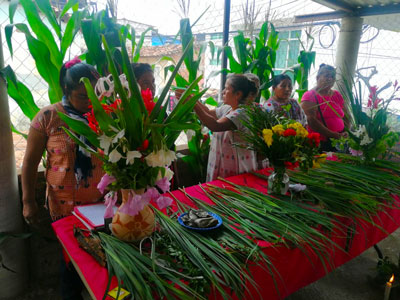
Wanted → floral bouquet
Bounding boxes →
[241,106,322,194]
[336,78,400,163]
[60,35,206,241]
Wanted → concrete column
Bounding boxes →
[335,16,363,91]
[0,28,28,298]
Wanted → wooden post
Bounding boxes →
[0,27,28,298]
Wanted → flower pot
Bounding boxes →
[268,167,289,195]
[111,189,155,242]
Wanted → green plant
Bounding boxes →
[336,76,400,163]
[292,30,316,102]
[211,21,280,102]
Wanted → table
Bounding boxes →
[52,170,400,299]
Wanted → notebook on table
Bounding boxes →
[73,203,117,230]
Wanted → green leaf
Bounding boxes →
[60,0,80,17]
[166,122,201,131]
[133,27,152,63]
[12,23,62,103]
[0,65,40,120]
[9,0,19,24]
[5,24,15,57]
[204,97,218,106]
[36,0,61,39]
[19,0,62,68]
[10,123,28,139]
[61,11,81,58]
[58,113,100,149]
[81,18,106,74]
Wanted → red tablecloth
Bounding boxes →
[52,170,400,300]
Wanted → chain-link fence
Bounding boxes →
[3,0,400,168]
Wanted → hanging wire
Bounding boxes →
[318,23,337,49]
[360,24,380,44]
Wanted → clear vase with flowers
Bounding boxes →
[60,34,206,241]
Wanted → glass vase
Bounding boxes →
[111,189,155,242]
[268,167,289,195]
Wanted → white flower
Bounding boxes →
[360,134,373,146]
[109,148,122,163]
[126,151,141,165]
[119,74,131,98]
[95,74,114,98]
[98,134,113,155]
[112,129,125,144]
[145,149,177,167]
[156,167,174,181]
[186,129,195,141]
[201,126,209,135]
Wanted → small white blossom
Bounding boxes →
[156,167,174,181]
[98,134,113,155]
[109,148,122,163]
[145,149,177,167]
[360,134,373,146]
[119,74,131,98]
[126,151,141,165]
[95,74,114,98]
[112,129,125,144]
[186,130,195,141]
[201,126,209,135]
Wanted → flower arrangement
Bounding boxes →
[59,35,206,240]
[241,105,322,194]
[336,78,400,163]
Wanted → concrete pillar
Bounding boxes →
[0,28,28,299]
[335,16,364,91]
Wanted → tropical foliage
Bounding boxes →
[336,76,400,163]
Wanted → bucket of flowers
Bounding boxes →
[59,34,206,242]
[241,105,322,195]
[335,78,400,164]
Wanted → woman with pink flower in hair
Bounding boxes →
[21,59,104,299]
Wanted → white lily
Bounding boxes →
[98,134,113,155]
[112,129,125,144]
[156,167,174,181]
[186,129,195,141]
[119,74,131,98]
[145,149,177,167]
[109,148,122,163]
[126,151,141,165]
[95,74,114,98]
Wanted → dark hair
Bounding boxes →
[59,62,99,97]
[131,63,153,80]
[272,74,292,88]
[227,74,258,104]
[317,63,336,77]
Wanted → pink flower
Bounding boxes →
[97,174,116,193]
[155,195,173,210]
[156,177,171,193]
[119,192,151,216]
[349,148,363,157]
[104,192,117,219]
[65,57,81,69]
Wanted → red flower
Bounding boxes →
[284,161,299,170]
[138,139,149,151]
[84,108,99,133]
[282,128,297,137]
[308,132,321,147]
[108,98,122,111]
[142,89,155,115]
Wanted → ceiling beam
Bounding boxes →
[312,0,355,13]
[356,3,400,17]
[294,11,350,23]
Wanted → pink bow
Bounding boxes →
[65,57,82,69]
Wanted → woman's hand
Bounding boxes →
[22,200,39,226]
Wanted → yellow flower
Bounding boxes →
[262,129,273,147]
[272,124,284,135]
[312,153,327,168]
[288,122,308,138]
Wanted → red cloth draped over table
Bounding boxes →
[52,169,400,300]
